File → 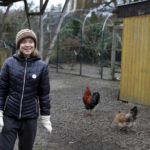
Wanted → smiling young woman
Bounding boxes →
[16,29,39,58]
[19,38,35,57]
[0,29,52,150]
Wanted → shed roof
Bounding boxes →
[0,0,49,29]
[0,0,22,6]
[116,0,150,18]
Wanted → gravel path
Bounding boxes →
[14,71,150,150]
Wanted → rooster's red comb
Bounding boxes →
[86,84,90,89]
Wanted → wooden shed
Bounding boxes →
[117,0,150,105]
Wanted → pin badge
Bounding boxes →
[32,74,37,79]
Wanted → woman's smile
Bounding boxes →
[19,38,35,57]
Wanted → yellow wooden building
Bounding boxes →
[117,1,150,105]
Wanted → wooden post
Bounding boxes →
[111,25,117,80]
[24,0,31,29]
[39,0,44,59]
[111,24,123,80]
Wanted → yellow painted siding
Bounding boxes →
[120,14,150,105]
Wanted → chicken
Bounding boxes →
[114,106,138,130]
[83,85,100,115]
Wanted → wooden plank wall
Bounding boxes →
[120,14,150,105]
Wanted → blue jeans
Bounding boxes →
[0,115,37,150]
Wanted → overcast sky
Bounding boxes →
[11,0,66,10]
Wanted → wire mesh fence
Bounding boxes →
[49,21,122,80]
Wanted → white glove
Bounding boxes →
[41,115,52,133]
[0,110,4,133]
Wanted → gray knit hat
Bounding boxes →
[16,29,37,49]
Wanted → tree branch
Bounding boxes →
[0,3,12,38]
[44,0,70,65]
[24,0,31,29]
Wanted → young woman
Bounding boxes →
[0,29,52,150]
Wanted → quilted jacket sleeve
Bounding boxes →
[0,60,9,111]
[38,64,51,116]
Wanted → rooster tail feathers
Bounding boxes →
[92,92,100,99]
[130,106,138,114]
[130,106,138,120]
[91,92,100,104]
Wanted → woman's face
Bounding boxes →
[19,38,35,57]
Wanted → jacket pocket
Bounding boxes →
[4,96,9,112]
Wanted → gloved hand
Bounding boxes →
[41,115,52,133]
[0,110,4,133]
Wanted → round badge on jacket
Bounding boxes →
[32,74,37,79]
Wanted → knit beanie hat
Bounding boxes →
[16,29,37,49]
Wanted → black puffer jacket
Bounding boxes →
[0,54,51,119]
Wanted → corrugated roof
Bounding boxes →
[116,0,150,18]
[118,0,148,7]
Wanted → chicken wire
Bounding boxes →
[49,26,122,80]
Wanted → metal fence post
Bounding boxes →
[56,34,59,73]
[100,30,104,79]
[80,32,83,76]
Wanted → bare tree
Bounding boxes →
[0,4,12,38]
[44,0,70,65]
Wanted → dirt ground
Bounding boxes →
[49,63,121,80]
[14,71,150,150]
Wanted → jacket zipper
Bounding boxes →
[19,58,27,119]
